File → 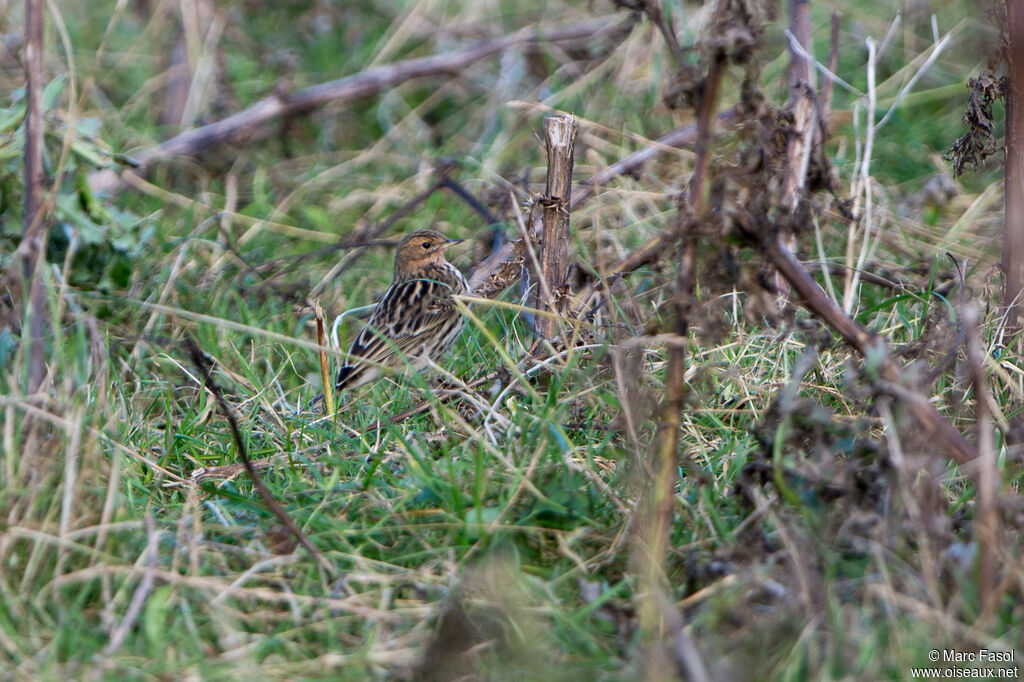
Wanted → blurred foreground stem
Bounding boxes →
[634,45,725,676]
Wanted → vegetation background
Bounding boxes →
[0,0,1018,679]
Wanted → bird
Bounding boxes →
[334,229,469,393]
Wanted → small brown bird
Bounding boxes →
[335,229,469,392]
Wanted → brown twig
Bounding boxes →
[643,48,725,601]
[802,260,956,294]
[88,17,632,194]
[787,0,813,89]
[307,178,447,297]
[534,113,578,340]
[467,237,527,299]
[184,338,335,576]
[965,303,999,618]
[761,234,977,466]
[438,174,501,227]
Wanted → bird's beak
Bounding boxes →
[443,238,464,249]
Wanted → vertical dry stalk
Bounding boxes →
[314,302,335,416]
[1004,0,1024,331]
[635,52,726,666]
[787,0,813,88]
[821,11,841,124]
[965,304,999,618]
[763,234,978,465]
[782,0,818,213]
[642,0,685,67]
[22,0,48,393]
[878,402,942,605]
[534,113,578,341]
[843,38,878,314]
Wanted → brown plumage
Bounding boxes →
[335,229,469,392]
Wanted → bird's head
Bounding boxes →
[394,229,463,278]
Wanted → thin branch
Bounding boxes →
[438,175,501,226]
[633,32,727,672]
[88,17,632,194]
[787,0,813,90]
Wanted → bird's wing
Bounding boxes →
[343,277,458,372]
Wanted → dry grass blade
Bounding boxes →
[4,0,1015,677]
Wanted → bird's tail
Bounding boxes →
[302,365,360,413]
[335,364,358,391]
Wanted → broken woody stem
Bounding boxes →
[535,113,578,340]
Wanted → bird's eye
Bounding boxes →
[421,241,431,249]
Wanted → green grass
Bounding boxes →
[2,0,1021,680]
